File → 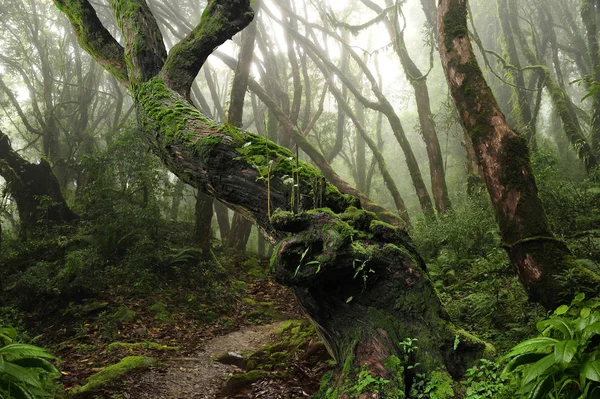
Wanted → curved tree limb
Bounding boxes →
[53,0,130,88]
[159,0,254,98]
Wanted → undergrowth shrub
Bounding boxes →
[412,193,542,351]
[503,293,600,398]
[532,149,600,238]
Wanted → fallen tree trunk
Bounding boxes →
[56,0,486,395]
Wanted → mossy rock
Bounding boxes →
[70,356,159,396]
[113,306,137,323]
[149,301,173,323]
[221,370,266,396]
[243,320,317,371]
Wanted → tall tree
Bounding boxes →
[273,6,435,217]
[438,0,600,309]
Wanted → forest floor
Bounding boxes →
[36,271,331,398]
[117,321,288,398]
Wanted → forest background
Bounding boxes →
[0,0,599,398]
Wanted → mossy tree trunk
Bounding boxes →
[438,0,600,309]
[0,130,77,240]
[56,0,485,395]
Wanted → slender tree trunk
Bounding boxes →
[194,191,213,258]
[327,31,350,163]
[273,8,435,217]
[214,200,230,241]
[374,0,452,214]
[169,179,185,221]
[355,101,367,193]
[438,0,600,309]
[496,0,537,150]
[509,0,597,172]
[224,7,259,252]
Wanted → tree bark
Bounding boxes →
[438,0,600,309]
[0,130,77,239]
[214,200,231,241]
[56,0,486,395]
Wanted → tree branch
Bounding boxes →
[110,0,167,86]
[53,0,130,88]
[159,0,255,98]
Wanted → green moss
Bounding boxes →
[427,371,454,399]
[453,328,495,358]
[106,341,179,353]
[243,320,316,371]
[243,297,274,308]
[113,306,137,322]
[383,355,406,397]
[149,301,173,323]
[137,78,222,157]
[221,370,266,394]
[71,356,158,395]
[442,0,468,51]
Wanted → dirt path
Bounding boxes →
[120,322,286,399]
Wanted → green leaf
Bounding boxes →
[537,318,573,338]
[582,359,600,382]
[346,296,353,303]
[12,358,60,376]
[503,337,557,359]
[503,353,547,375]
[574,293,586,303]
[584,322,600,340]
[0,328,16,344]
[521,354,556,385]
[554,340,578,365]
[0,344,56,360]
[2,362,44,389]
[582,307,592,318]
[527,374,553,399]
[555,305,570,315]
